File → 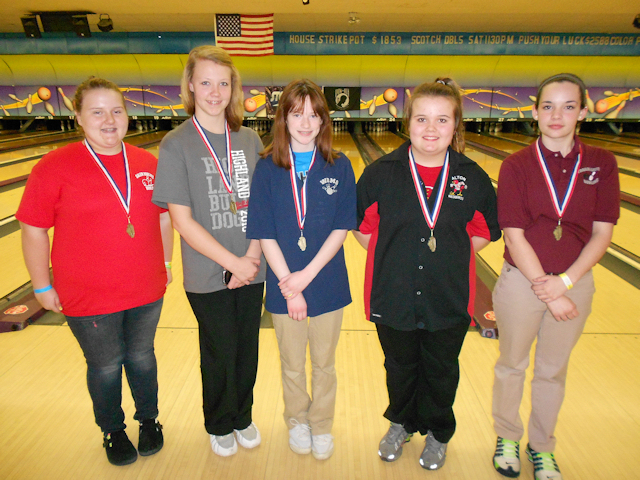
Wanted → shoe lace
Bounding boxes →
[531,450,560,473]
[385,423,409,448]
[313,434,332,446]
[425,432,445,453]
[497,437,519,457]
[290,419,310,437]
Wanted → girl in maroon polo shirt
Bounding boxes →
[491,74,619,480]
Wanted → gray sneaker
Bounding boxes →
[378,422,412,462]
[419,430,447,470]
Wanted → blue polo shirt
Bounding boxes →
[247,152,356,317]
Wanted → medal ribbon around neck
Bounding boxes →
[84,139,132,221]
[534,138,582,222]
[289,145,317,233]
[408,146,450,234]
[192,116,235,201]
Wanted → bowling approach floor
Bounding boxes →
[0,130,639,480]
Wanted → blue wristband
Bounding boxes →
[34,285,53,294]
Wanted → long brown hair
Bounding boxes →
[404,77,465,153]
[261,79,338,169]
[180,45,244,131]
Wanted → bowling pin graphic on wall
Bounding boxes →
[360,87,401,119]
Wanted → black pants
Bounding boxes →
[376,322,468,443]
[187,283,264,436]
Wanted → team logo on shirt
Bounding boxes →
[448,175,467,200]
[135,172,155,190]
[321,177,339,195]
[579,167,600,185]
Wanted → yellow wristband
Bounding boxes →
[559,273,573,290]
[165,262,172,269]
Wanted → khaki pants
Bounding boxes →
[272,308,343,436]
[492,262,594,452]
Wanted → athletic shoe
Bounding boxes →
[103,430,138,466]
[210,433,238,457]
[288,419,312,454]
[235,422,261,449]
[378,422,412,462]
[419,430,447,470]
[493,436,520,477]
[138,419,164,456]
[526,444,562,480]
[311,433,334,460]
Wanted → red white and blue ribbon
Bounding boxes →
[534,138,582,221]
[84,140,131,218]
[192,116,234,198]
[289,145,317,232]
[408,146,449,232]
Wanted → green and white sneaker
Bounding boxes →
[526,444,562,480]
[493,437,520,477]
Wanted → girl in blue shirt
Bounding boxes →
[247,78,356,461]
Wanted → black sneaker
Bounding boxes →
[138,419,164,456]
[103,430,138,466]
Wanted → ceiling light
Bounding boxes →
[97,14,113,32]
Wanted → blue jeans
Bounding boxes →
[66,298,163,433]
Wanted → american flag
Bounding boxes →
[215,14,274,56]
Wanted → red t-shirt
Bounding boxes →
[497,137,620,273]
[17,141,167,316]
[360,163,490,320]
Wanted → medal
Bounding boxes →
[534,139,582,242]
[408,146,449,253]
[298,234,307,251]
[553,222,563,241]
[192,116,237,215]
[428,232,436,252]
[289,146,317,251]
[84,140,134,239]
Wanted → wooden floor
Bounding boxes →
[1,131,639,479]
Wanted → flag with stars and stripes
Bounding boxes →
[215,14,274,56]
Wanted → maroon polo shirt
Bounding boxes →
[497,137,620,274]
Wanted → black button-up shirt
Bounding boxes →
[357,141,501,331]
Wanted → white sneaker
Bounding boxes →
[289,419,311,454]
[235,422,261,449]
[311,433,334,460]
[210,433,237,457]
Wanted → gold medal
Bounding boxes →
[127,222,135,238]
[298,234,307,251]
[428,235,436,252]
[230,200,237,215]
[553,224,562,241]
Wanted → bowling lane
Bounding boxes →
[465,131,523,155]
[493,132,536,145]
[0,184,24,219]
[581,133,640,148]
[333,130,367,179]
[579,135,640,158]
[0,131,80,152]
[366,130,405,154]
